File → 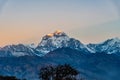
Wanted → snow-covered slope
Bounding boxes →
[0,44,36,57]
[36,30,90,54]
[87,37,120,54]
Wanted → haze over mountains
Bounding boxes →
[0,30,120,80]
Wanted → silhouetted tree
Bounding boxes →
[55,64,79,80]
[0,75,26,80]
[39,64,79,80]
[0,75,20,80]
[39,65,55,80]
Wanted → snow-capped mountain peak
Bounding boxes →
[98,37,120,48]
[106,37,120,44]
[39,30,69,47]
[87,37,120,54]
[36,30,89,54]
[36,30,70,53]
[0,44,35,57]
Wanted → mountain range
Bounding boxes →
[0,30,120,57]
[0,30,120,80]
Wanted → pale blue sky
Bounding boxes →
[0,0,120,46]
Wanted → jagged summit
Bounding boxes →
[36,30,89,55]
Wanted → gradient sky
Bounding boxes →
[0,0,120,46]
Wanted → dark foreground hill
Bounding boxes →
[0,48,120,80]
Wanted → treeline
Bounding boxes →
[0,64,84,80]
